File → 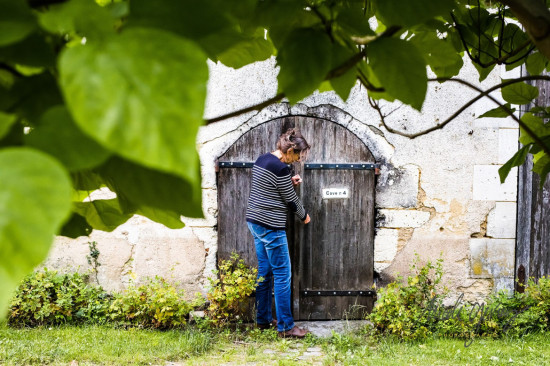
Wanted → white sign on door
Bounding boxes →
[322,188,349,199]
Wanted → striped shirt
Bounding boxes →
[246,153,307,230]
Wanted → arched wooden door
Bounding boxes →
[217,115,376,320]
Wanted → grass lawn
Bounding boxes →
[1,322,550,365]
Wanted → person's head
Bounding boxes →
[276,128,310,163]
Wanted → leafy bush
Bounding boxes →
[368,258,550,343]
[367,256,446,340]
[109,276,199,329]
[8,269,110,327]
[206,253,260,326]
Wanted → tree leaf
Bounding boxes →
[73,199,132,232]
[477,104,516,119]
[10,73,64,125]
[498,144,532,183]
[0,0,36,47]
[411,32,463,78]
[25,106,111,171]
[98,156,202,220]
[128,0,231,41]
[0,147,72,318]
[373,0,456,27]
[473,61,494,82]
[501,81,539,105]
[0,112,16,140]
[136,207,185,229]
[0,32,56,68]
[59,27,208,190]
[276,28,332,103]
[518,113,550,146]
[368,37,427,110]
[532,154,550,188]
[218,35,274,69]
[329,43,357,101]
[37,0,115,39]
[526,51,547,76]
[59,213,92,238]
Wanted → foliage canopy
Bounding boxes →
[1,0,550,317]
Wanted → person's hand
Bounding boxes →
[291,174,302,186]
[303,214,310,224]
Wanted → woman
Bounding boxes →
[246,128,311,338]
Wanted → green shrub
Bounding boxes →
[109,276,198,329]
[367,255,446,340]
[8,269,110,327]
[368,258,550,344]
[206,253,260,326]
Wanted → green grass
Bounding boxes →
[1,323,550,365]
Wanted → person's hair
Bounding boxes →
[276,128,310,161]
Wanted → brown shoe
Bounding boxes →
[257,319,278,330]
[278,326,310,338]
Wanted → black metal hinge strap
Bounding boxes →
[305,163,379,170]
[301,290,376,297]
[218,161,255,168]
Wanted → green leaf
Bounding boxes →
[98,156,202,220]
[218,35,274,69]
[526,52,547,76]
[335,3,375,36]
[411,32,463,78]
[0,147,72,318]
[498,144,532,183]
[533,154,550,188]
[255,1,319,49]
[357,61,395,102]
[477,104,516,119]
[128,0,231,41]
[37,0,115,39]
[73,199,132,232]
[374,0,456,27]
[329,43,357,101]
[59,213,92,238]
[276,28,332,103]
[0,32,56,68]
[518,113,550,146]
[0,0,36,47]
[10,73,64,125]
[501,81,539,105]
[0,112,16,140]
[330,70,356,102]
[136,207,185,230]
[59,27,208,188]
[25,106,111,171]
[368,37,427,110]
[473,61,494,82]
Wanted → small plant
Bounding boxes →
[367,254,446,340]
[206,252,261,326]
[86,241,101,282]
[109,276,197,329]
[8,269,110,327]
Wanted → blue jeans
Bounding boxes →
[247,222,294,332]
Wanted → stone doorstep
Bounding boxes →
[292,320,370,338]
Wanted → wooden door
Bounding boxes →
[217,115,376,320]
[293,117,376,319]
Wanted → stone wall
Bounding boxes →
[42,56,520,301]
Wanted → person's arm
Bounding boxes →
[276,167,308,222]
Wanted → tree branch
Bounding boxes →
[373,75,550,158]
